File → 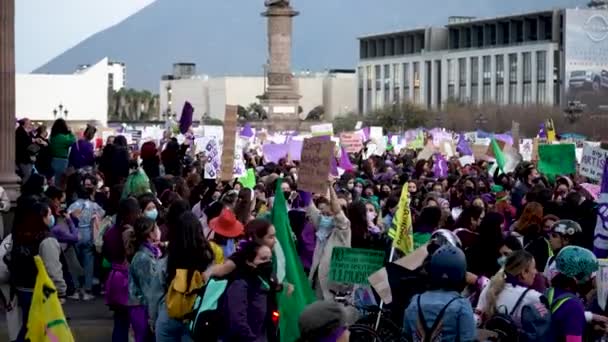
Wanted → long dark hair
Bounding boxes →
[166,211,214,285]
[245,218,272,242]
[234,188,253,225]
[123,216,156,261]
[12,196,51,245]
[50,118,69,138]
[347,201,369,249]
[116,197,141,230]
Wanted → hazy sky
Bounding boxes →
[16,0,154,72]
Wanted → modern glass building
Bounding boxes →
[357,8,608,115]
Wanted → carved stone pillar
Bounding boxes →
[258,4,302,128]
[0,0,21,203]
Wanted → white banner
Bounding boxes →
[580,145,608,182]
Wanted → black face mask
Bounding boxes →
[283,191,292,201]
[257,261,273,279]
[464,186,475,195]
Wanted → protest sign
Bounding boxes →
[597,259,608,311]
[486,140,505,160]
[370,126,383,140]
[203,138,220,179]
[203,125,223,140]
[287,140,303,161]
[220,105,238,181]
[406,131,424,150]
[416,143,435,161]
[472,144,489,160]
[340,132,363,153]
[310,123,334,137]
[439,140,455,158]
[459,155,475,166]
[520,139,533,161]
[329,247,385,285]
[355,121,363,130]
[538,143,576,176]
[263,144,289,163]
[580,145,608,182]
[297,137,334,194]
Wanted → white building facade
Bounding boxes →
[159,70,356,121]
[17,58,109,125]
[107,61,126,91]
[357,10,564,113]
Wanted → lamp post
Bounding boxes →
[475,113,487,129]
[52,104,68,119]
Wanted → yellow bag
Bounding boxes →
[209,241,224,265]
[26,256,74,342]
[166,269,206,320]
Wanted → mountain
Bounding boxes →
[35,0,584,91]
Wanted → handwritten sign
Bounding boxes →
[580,145,608,182]
[297,137,334,194]
[329,247,385,285]
[220,105,238,181]
[340,132,363,153]
[520,139,533,161]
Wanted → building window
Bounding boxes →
[375,65,382,108]
[403,63,410,102]
[458,58,466,102]
[384,64,391,105]
[413,62,420,104]
[471,57,479,104]
[496,55,504,104]
[537,51,546,103]
[523,52,532,104]
[393,64,401,103]
[497,84,505,104]
[366,65,372,111]
[482,56,491,103]
[508,53,517,104]
[447,59,456,99]
[358,67,364,114]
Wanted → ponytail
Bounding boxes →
[122,225,137,261]
[483,269,507,319]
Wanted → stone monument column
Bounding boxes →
[258,1,302,128]
[0,0,21,203]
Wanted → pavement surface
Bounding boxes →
[0,298,114,341]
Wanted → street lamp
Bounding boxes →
[475,113,487,129]
[52,104,68,119]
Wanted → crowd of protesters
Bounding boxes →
[2,116,608,342]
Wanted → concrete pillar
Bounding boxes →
[503,53,510,104]
[454,58,460,99]
[408,62,415,101]
[361,66,367,113]
[517,52,523,104]
[477,56,483,105]
[398,63,405,103]
[0,0,20,205]
[420,60,427,108]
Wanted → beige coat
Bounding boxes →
[307,206,351,300]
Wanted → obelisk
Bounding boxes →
[258,0,301,126]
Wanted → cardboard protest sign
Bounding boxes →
[416,143,435,161]
[310,123,334,137]
[297,137,334,194]
[340,132,363,153]
[580,145,608,182]
[439,140,456,158]
[220,105,238,181]
[472,144,489,160]
[329,247,385,285]
[538,143,576,176]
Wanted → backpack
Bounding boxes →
[187,278,228,341]
[483,288,531,341]
[166,269,206,320]
[414,294,460,342]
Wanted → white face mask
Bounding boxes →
[367,211,377,222]
[97,180,104,190]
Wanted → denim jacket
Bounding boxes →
[129,245,164,320]
[403,290,476,342]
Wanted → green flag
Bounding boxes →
[491,138,506,173]
[238,168,256,189]
[271,179,315,342]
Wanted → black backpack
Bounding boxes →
[187,278,228,341]
[414,294,461,342]
[483,288,531,341]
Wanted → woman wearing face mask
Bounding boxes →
[223,241,277,342]
[67,174,105,301]
[308,180,351,300]
[475,250,541,332]
[124,217,163,342]
[138,193,159,222]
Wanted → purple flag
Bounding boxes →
[240,123,254,138]
[433,153,448,178]
[339,147,354,171]
[457,133,473,156]
[594,157,608,257]
[179,101,194,134]
[538,123,547,139]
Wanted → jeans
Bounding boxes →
[51,157,69,184]
[15,290,33,342]
[155,302,191,342]
[75,240,94,291]
[112,307,130,342]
